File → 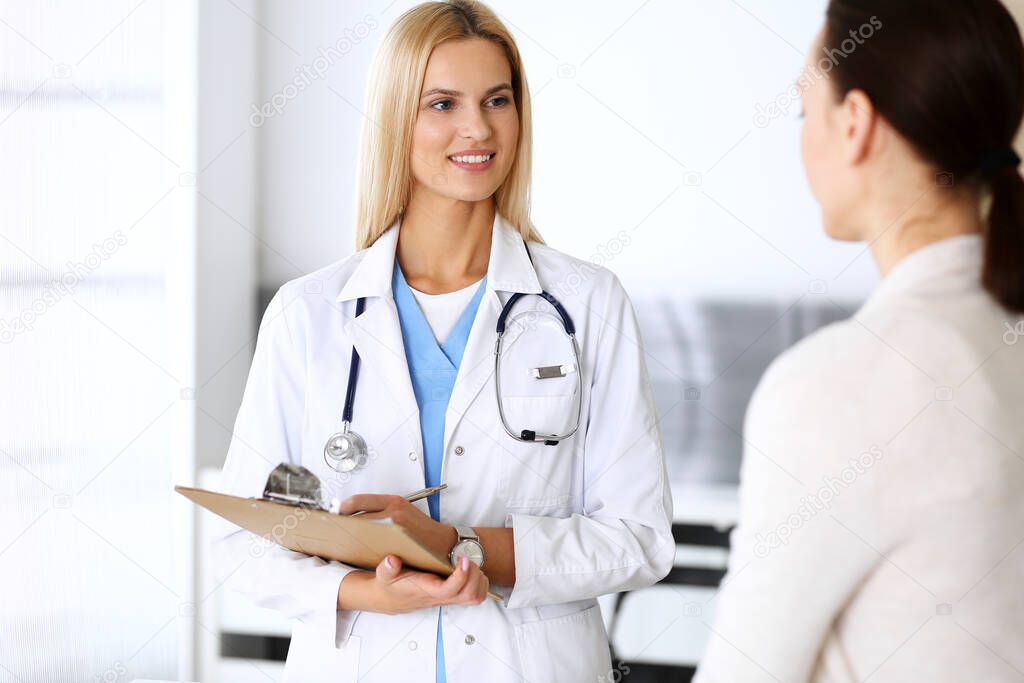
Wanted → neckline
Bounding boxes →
[409,276,486,300]
[392,262,488,369]
[860,234,983,312]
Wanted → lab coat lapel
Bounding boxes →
[443,215,543,449]
[337,222,422,453]
[344,297,423,452]
[444,289,501,446]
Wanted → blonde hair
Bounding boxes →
[354,0,541,249]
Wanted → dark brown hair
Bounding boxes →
[825,0,1024,312]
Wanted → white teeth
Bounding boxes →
[449,153,494,164]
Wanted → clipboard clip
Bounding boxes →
[259,464,450,516]
[261,463,325,509]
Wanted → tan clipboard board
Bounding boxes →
[176,485,502,600]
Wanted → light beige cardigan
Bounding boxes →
[695,235,1024,683]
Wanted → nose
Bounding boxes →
[457,104,492,141]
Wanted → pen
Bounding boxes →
[347,483,448,516]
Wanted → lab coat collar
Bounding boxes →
[336,211,542,303]
[334,210,543,456]
[486,213,544,295]
[860,234,983,313]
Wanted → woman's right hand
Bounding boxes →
[338,554,490,614]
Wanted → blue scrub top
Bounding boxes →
[393,261,487,683]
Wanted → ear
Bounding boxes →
[840,89,877,166]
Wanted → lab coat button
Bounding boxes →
[454,445,464,456]
[409,451,418,461]
[464,634,475,645]
[408,640,417,650]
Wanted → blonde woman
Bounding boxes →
[213,2,673,681]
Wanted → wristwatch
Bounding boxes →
[448,526,484,568]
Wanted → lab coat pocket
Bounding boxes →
[513,603,612,683]
[501,393,578,438]
[500,394,577,508]
[283,618,360,683]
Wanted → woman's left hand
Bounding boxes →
[338,494,455,559]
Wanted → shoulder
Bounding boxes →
[752,293,989,412]
[743,312,934,464]
[749,318,863,421]
[743,297,987,473]
[524,238,632,314]
[281,250,367,300]
[262,250,369,335]
[737,319,893,518]
[856,290,1011,385]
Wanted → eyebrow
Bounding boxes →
[420,83,513,99]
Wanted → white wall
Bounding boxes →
[252,0,878,302]
[1,1,198,680]
[254,2,380,286]
[194,0,260,478]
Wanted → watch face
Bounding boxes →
[453,540,484,567]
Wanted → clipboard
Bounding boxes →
[176,485,502,601]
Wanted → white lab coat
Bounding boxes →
[212,213,674,683]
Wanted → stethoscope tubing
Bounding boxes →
[326,240,581,471]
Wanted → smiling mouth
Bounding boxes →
[447,152,496,165]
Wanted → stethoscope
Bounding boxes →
[324,240,583,473]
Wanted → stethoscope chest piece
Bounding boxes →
[324,421,368,472]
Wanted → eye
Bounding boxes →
[486,95,510,108]
[430,99,454,111]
